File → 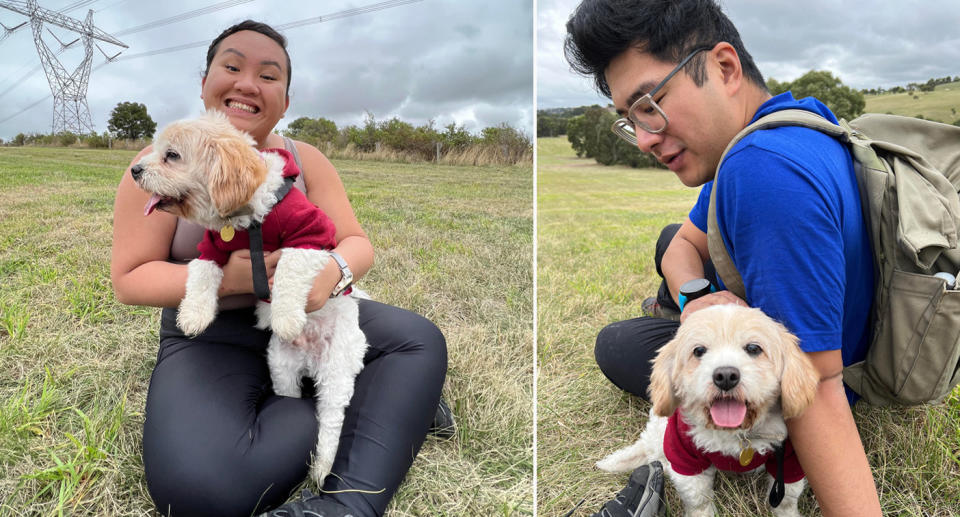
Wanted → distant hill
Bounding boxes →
[864,81,960,124]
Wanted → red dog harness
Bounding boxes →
[196,148,338,300]
[663,410,805,484]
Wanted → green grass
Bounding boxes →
[536,136,960,516]
[865,81,960,124]
[0,146,533,516]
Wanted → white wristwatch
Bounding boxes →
[328,251,353,297]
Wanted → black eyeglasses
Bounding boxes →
[611,46,712,144]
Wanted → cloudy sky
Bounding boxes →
[539,0,960,109]
[0,0,533,141]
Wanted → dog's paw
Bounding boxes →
[176,303,216,336]
[272,382,302,398]
[595,441,649,473]
[254,302,272,330]
[310,460,333,485]
[270,308,307,341]
[595,456,626,473]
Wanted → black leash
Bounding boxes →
[769,441,786,508]
[248,175,296,301]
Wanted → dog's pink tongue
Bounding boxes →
[710,398,747,428]
[144,194,163,216]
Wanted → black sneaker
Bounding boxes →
[428,397,456,439]
[589,462,666,517]
[259,489,355,517]
[641,297,680,321]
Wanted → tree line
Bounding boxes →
[861,76,959,96]
[3,102,532,165]
[282,113,531,164]
[539,69,960,169]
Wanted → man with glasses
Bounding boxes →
[564,1,881,516]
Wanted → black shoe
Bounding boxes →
[428,397,456,439]
[640,297,680,321]
[259,490,355,517]
[589,462,666,517]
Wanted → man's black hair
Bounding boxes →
[205,20,292,97]
[564,0,767,99]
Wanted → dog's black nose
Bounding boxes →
[713,367,740,391]
[130,164,144,180]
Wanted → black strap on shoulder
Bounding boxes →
[248,175,297,301]
[768,442,786,508]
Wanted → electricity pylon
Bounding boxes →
[0,0,126,134]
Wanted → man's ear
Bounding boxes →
[711,42,743,94]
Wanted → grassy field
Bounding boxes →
[536,136,960,516]
[0,146,533,516]
[864,81,960,123]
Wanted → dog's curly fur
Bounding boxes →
[132,110,368,484]
[597,305,819,517]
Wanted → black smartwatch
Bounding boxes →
[677,278,714,312]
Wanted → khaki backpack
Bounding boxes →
[707,109,960,405]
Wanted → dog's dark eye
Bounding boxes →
[692,346,707,358]
[744,343,763,356]
[165,149,180,161]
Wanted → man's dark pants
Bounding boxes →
[594,223,719,398]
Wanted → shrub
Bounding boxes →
[57,131,78,146]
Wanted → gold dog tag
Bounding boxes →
[220,225,236,242]
[739,447,756,466]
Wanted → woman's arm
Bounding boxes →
[294,141,375,312]
[111,147,275,307]
[787,350,881,516]
[111,146,189,308]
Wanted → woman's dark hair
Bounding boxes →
[205,20,292,96]
[564,0,766,98]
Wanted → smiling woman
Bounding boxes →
[110,19,449,517]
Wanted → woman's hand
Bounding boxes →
[219,249,282,297]
[299,254,342,313]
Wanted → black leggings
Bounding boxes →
[594,224,716,398]
[142,299,447,517]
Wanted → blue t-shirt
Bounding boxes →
[688,92,874,398]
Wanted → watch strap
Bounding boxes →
[328,250,353,297]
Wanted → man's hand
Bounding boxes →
[679,290,748,322]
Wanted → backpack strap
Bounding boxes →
[706,109,854,302]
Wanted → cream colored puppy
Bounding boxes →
[597,304,819,517]
[130,110,368,485]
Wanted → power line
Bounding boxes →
[0,0,425,129]
[92,0,130,12]
[0,93,50,126]
[58,0,97,13]
[111,0,253,37]
[113,0,423,62]
[275,0,421,30]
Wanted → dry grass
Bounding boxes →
[536,136,960,516]
[0,147,532,516]
[321,142,533,167]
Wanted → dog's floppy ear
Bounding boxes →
[208,134,268,218]
[778,326,819,419]
[649,335,681,417]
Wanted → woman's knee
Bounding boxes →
[145,437,303,516]
[360,301,447,368]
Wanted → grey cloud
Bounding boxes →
[0,0,532,139]
[539,0,960,108]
